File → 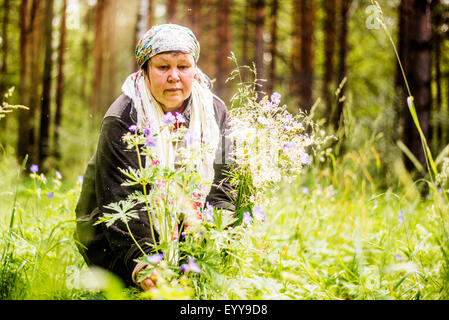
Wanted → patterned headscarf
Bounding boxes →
[136,24,200,68]
[135,24,211,89]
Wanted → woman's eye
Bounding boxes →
[158,65,169,70]
[178,65,189,70]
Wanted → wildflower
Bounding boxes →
[46,191,54,199]
[56,171,62,180]
[271,92,281,105]
[175,112,186,124]
[128,124,138,132]
[301,153,310,165]
[292,121,304,130]
[204,202,214,222]
[77,175,84,184]
[395,254,403,261]
[146,135,157,147]
[183,130,200,146]
[398,210,404,223]
[243,211,253,225]
[283,141,296,149]
[143,126,151,136]
[162,112,176,125]
[253,206,266,222]
[146,253,164,265]
[181,257,201,274]
[30,164,39,173]
[301,186,309,194]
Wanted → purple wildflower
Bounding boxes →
[77,175,84,184]
[204,202,214,222]
[243,211,253,225]
[146,135,157,148]
[162,112,176,125]
[128,124,138,132]
[176,112,186,124]
[271,92,281,105]
[30,164,39,173]
[146,253,164,265]
[181,257,201,274]
[398,210,404,223]
[302,153,311,165]
[283,141,296,149]
[46,191,54,199]
[143,126,151,136]
[56,171,62,180]
[253,206,266,222]
[395,254,403,261]
[301,187,309,194]
[183,130,199,146]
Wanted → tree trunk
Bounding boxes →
[185,0,201,40]
[333,0,350,129]
[38,0,54,169]
[17,0,32,165]
[167,0,177,23]
[215,0,232,103]
[322,0,336,125]
[240,0,252,82]
[54,0,67,162]
[299,0,315,112]
[254,0,265,97]
[399,0,433,172]
[198,0,215,81]
[147,0,155,29]
[267,0,278,95]
[431,0,442,153]
[0,0,10,140]
[290,0,301,108]
[90,0,106,122]
[0,0,9,99]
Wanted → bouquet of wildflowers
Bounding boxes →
[226,56,325,225]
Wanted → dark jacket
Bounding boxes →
[74,94,235,286]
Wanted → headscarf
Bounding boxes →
[121,23,220,218]
[135,24,212,89]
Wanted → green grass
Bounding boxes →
[1,142,448,300]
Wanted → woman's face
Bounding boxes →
[145,52,196,113]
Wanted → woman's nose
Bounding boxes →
[167,68,180,82]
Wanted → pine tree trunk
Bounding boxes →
[267,0,278,95]
[290,0,301,108]
[90,0,106,123]
[185,0,201,40]
[0,0,10,140]
[254,0,265,97]
[432,0,442,153]
[38,0,54,169]
[0,0,9,99]
[199,0,215,80]
[322,0,336,125]
[333,0,350,129]
[147,0,155,29]
[299,0,315,112]
[54,0,67,162]
[399,0,433,172]
[17,0,31,165]
[167,0,177,23]
[215,0,232,103]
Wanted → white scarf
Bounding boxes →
[121,71,220,202]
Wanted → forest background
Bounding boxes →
[1,0,448,180]
[1,0,449,300]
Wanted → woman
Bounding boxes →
[74,24,235,291]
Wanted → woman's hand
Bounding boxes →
[139,265,159,291]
